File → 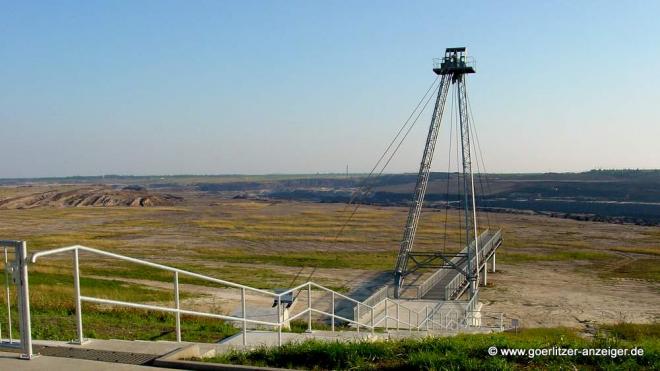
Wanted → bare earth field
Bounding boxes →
[0,185,658,335]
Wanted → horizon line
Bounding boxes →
[1,168,659,182]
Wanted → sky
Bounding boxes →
[1,0,659,178]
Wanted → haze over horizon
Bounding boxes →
[2,1,659,178]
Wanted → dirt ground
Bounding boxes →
[480,262,659,328]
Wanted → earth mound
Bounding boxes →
[0,187,183,209]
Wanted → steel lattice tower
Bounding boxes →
[394,47,479,298]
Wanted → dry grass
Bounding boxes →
[1,197,657,288]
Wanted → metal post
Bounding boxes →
[483,265,487,286]
[492,253,496,273]
[4,248,13,343]
[408,310,411,333]
[500,313,503,331]
[277,297,282,346]
[371,307,375,335]
[331,292,335,332]
[425,306,429,331]
[16,241,33,359]
[307,283,312,333]
[72,248,84,344]
[356,304,360,333]
[174,272,181,342]
[241,288,246,346]
[384,301,388,331]
[396,303,400,331]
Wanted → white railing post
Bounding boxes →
[408,310,411,333]
[72,248,84,344]
[356,304,360,333]
[307,283,312,333]
[425,306,429,331]
[371,307,375,335]
[384,300,388,331]
[492,253,496,273]
[277,297,282,346]
[4,247,13,344]
[16,241,34,359]
[174,271,181,342]
[396,303,400,331]
[241,288,246,346]
[331,291,335,332]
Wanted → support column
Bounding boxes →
[17,241,34,359]
[482,265,487,286]
[73,248,84,345]
[492,253,496,273]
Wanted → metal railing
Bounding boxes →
[465,290,480,314]
[444,229,502,300]
[31,244,476,347]
[368,298,470,332]
[466,310,506,331]
[0,240,34,359]
[433,56,476,71]
[362,285,389,308]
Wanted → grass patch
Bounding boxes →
[601,323,660,342]
[286,320,334,333]
[31,308,238,343]
[605,258,660,282]
[195,248,398,271]
[203,325,660,370]
[609,246,660,256]
[499,249,613,264]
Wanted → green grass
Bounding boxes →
[601,323,660,341]
[286,320,334,333]
[605,258,660,282]
[203,325,660,370]
[499,249,614,263]
[31,308,238,343]
[195,248,398,271]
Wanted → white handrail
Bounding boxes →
[32,245,277,297]
[31,244,466,345]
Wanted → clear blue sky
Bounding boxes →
[1,0,659,178]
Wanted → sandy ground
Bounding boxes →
[480,261,659,328]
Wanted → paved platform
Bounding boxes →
[0,339,186,370]
[0,351,172,370]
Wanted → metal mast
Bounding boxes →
[456,72,479,296]
[393,74,450,296]
[394,47,478,297]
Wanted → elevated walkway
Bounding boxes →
[355,229,503,329]
[423,229,502,300]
